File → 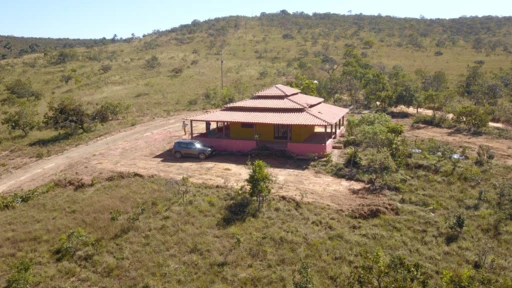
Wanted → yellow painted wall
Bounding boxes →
[230,123,314,142]
[230,123,254,139]
[256,124,275,141]
[292,125,314,142]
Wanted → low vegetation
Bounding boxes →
[0,157,511,286]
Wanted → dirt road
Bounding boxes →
[0,113,386,213]
[396,119,512,165]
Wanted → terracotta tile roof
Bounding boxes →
[306,103,349,124]
[188,110,328,125]
[288,93,324,107]
[254,84,300,97]
[225,98,304,109]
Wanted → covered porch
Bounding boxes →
[188,119,345,157]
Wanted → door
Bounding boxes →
[274,125,290,140]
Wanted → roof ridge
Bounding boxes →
[285,97,307,108]
[305,105,330,125]
[275,85,288,95]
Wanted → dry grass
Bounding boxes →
[0,168,511,286]
[1,19,511,167]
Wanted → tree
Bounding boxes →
[1,101,39,136]
[43,96,91,134]
[3,79,43,100]
[245,159,274,211]
[319,54,340,76]
[291,74,318,96]
[422,90,455,118]
[3,41,13,55]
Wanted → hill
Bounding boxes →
[0,12,511,174]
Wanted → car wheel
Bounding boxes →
[174,151,183,159]
[198,153,206,160]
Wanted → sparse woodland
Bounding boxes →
[1,12,512,287]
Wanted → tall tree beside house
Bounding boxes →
[245,159,274,211]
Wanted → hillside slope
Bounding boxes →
[1,13,512,169]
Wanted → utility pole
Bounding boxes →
[221,51,224,89]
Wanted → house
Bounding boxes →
[187,84,349,156]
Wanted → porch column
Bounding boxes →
[342,116,345,126]
[223,122,226,138]
[330,125,333,139]
[338,118,341,128]
[324,126,327,142]
[334,122,338,139]
[190,120,193,138]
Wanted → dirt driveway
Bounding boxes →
[0,113,388,213]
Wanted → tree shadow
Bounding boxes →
[154,149,310,171]
[387,111,412,119]
[218,196,257,227]
[30,132,73,147]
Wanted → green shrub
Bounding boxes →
[3,78,43,100]
[412,114,454,128]
[54,228,99,262]
[453,105,490,131]
[5,260,33,288]
[145,55,161,69]
[475,145,495,166]
[91,101,129,123]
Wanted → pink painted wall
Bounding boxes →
[288,139,333,157]
[194,137,256,152]
[194,137,333,157]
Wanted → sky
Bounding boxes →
[1,0,511,39]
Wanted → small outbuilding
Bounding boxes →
[187,84,349,156]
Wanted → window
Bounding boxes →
[274,125,290,140]
[241,123,254,128]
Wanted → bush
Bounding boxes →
[5,260,33,288]
[99,64,112,74]
[362,38,375,49]
[3,78,43,100]
[91,101,128,123]
[145,55,161,69]
[475,145,495,166]
[61,74,74,84]
[50,49,79,65]
[282,33,295,40]
[412,114,454,128]
[54,228,99,262]
[434,50,444,56]
[453,105,490,131]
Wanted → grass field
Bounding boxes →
[0,158,511,287]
